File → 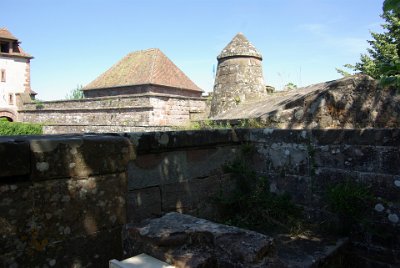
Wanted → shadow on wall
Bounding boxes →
[127,144,240,224]
[279,75,400,129]
[0,134,134,267]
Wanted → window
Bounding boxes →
[8,93,13,105]
[0,42,9,53]
[1,69,5,82]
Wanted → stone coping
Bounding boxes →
[23,92,206,105]
[19,106,153,112]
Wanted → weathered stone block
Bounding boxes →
[1,226,123,268]
[128,146,239,190]
[31,173,127,241]
[249,128,309,144]
[30,135,134,180]
[0,182,33,256]
[126,129,246,154]
[253,142,309,176]
[314,145,380,172]
[161,176,219,213]
[127,187,161,223]
[311,129,400,146]
[265,174,313,205]
[380,147,400,174]
[123,212,279,267]
[0,140,30,179]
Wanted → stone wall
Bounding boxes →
[0,134,134,267]
[124,130,245,223]
[1,129,399,267]
[210,57,266,117]
[19,93,206,134]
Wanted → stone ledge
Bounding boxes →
[19,106,153,112]
[0,134,135,181]
[124,129,249,154]
[123,212,278,267]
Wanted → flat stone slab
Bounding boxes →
[123,212,281,267]
[275,234,349,267]
[110,253,175,268]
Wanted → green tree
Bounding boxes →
[337,0,400,88]
[284,82,297,90]
[380,0,400,87]
[65,85,84,100]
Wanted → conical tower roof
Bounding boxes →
[217,33,262,60]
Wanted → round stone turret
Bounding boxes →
[210,33,266,117]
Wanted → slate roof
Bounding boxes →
[83,48,202,92]
[218,33,262,60]
[0,28,17,40]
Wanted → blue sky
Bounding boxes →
[2,0,385,100]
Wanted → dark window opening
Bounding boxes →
[0,42,9,53]
[8,93,13,105]
[1,69,5,82]
[12,42,19,53]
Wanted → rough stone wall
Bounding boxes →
[20,94,206,134]
[212,74,400,130]
[124,130,244,223]
[249,128,400,265]
[126,129,400,265]
[1,129,399,266]
[210,57,266,117]
[0,135,134,267]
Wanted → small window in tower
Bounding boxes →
[8,93,13,105]
[1,69,5,82]
[0,42,9,53]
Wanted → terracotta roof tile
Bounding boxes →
[83,48,202,92]
[0,28,18,40]
[0,28,32,58]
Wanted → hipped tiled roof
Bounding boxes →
[218,33,262,60]
[83,48,202,92]
[0,28,18,40]
[0,28,32,59]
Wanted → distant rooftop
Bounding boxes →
[0,27,32,59]
[83,48,202,92]
[218,32,262,60]
[0,28,18,40]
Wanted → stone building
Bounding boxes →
[209,33,267,117]
[83,48,202,98]
[0,28,35,121]
[21,48,206,133]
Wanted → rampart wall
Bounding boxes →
[1,129,399,267]
[19,94,206,134]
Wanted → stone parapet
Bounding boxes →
[20,93,207,134]
[0,134,135,267]
[1,129,399,267]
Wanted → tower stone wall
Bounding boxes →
[210,33,267,117]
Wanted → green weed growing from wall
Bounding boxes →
[215,144,303,234]
[326,180,374,235]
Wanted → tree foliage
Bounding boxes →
[338,0,400,88]
[65,85,84,100]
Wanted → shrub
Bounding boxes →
[326,180,374,234]
[216,144,303,233]
[0,120,43,135]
